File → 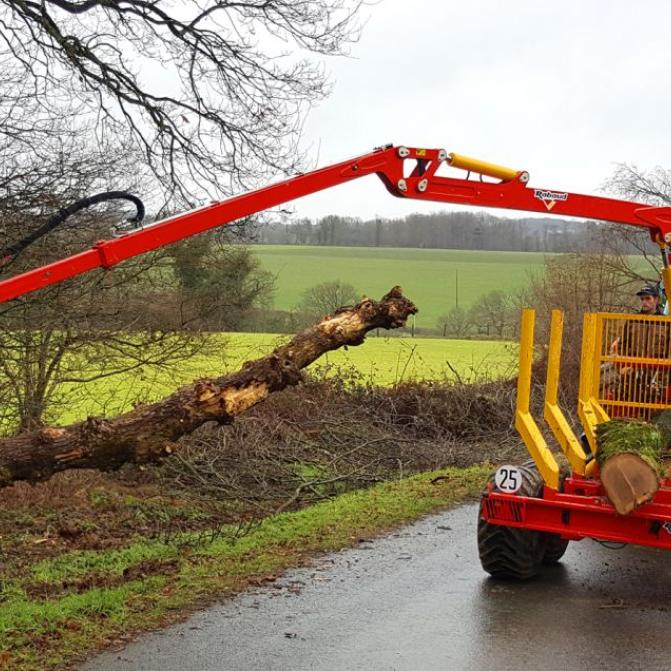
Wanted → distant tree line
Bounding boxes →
[255,211,621,253]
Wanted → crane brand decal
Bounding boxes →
[534,189,569,211]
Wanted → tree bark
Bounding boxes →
[0,287,417,488]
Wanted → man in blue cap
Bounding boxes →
[612,283,670,412]
[636,284,664,316]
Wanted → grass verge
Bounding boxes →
[0,465,490,671]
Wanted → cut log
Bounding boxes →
[596,419,665,515]
[0,287,417,488]
[600,453,660,515]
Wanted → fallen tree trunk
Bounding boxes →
[0,287,417,488]
[596,419,666,515]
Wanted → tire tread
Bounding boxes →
[477,462,569,578]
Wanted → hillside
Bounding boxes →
[251,245,547,328]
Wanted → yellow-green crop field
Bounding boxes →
[251,245,547,327]
[55,333,517,425]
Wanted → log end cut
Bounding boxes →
[600,453,660,515]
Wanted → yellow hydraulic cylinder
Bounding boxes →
[447,152,520,182]
[515,309,560,489]
[662,265,671,307]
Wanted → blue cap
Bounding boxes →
[636,285,659,297]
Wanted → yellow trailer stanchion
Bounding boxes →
[543,310,589,475]
[515,309,560,489]
[578,313,602,456]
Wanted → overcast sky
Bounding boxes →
[290,0,671,221]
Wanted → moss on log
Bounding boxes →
[596,420,665,473]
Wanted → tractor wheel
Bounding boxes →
[478,462,566,580]
[477,462,570,578]
[477,463,546,580]
[542,533,569,564]
[522,459,570,565]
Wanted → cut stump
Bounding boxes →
[596,419,665,515]
[599,453,659,515]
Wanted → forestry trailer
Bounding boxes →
[2,144,671,580]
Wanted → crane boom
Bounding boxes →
[2,144,671,304]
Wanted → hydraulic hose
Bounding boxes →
[0,191,144,269]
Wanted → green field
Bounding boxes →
[55,333,517,425]
[16,245,545,428]
[251,245,547,327]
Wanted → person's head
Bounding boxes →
[636,285,660,314]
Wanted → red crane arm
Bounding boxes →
[2,144,671,304]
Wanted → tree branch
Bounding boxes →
[0,0,363,200]
[0,287,417,487]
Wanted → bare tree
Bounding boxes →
[0,137,211,432]
[469,290,515,339]
[296,280,359,324]
[596,163,671,287]
[520,252,635,400]
[606,163,671,206]
[436,306,471,338]
[525,252,633,322]
[0,0,364,202]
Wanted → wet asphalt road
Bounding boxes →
[81,503,671,671]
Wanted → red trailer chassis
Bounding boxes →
[483,477,671,551]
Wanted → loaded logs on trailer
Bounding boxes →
[0,287,417,489]
[596,414,671,515]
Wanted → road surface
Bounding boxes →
[82,503,671,671]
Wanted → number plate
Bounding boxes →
[494,465,523,494]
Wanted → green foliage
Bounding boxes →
[88,489,111,508]
[169,236,212,292]
[170,239,276,331]
[30,541,177,584]
[596,420,665,474]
